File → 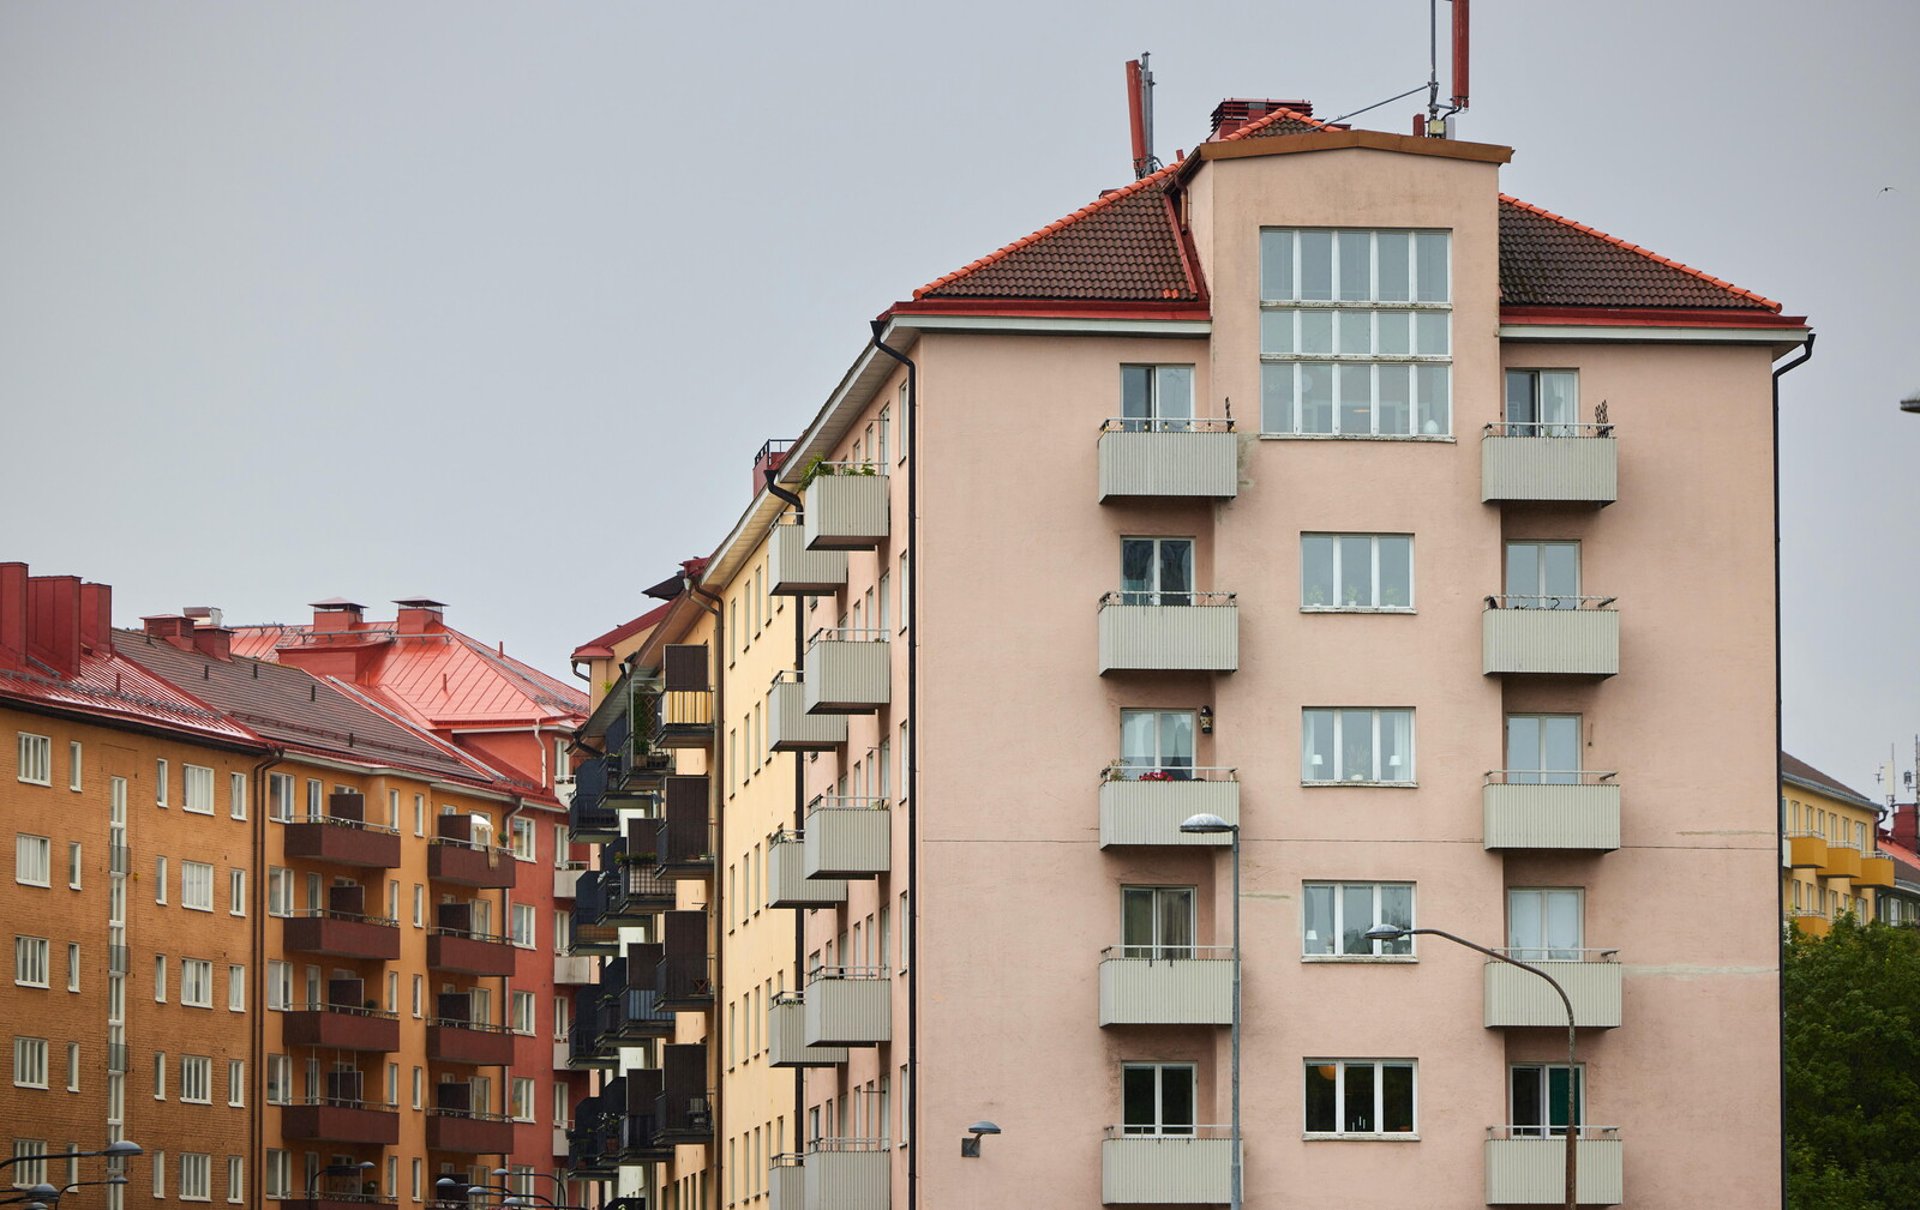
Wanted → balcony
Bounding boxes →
[568,756,619,844]
[1484,952,1622,1029]
[285,993,400,1053]
[428,904,515,977]
[284,910,401,962]
[1097,417,1238,502]
[1859,851,1897,889]
[567,1082,623,1176]
[1791,911,1832,938]
[770,673,849,751]
[553,1125,568,1157]
[1098,946,1233,1027]
[805,967,890,1046]
[769,831,847,908]
[1821,840,1863,880]
[655,778,714,880]
[804,797,890,878]
[1098,769,1239,848]
[769,1154,804,1210]
[771,520,849,595]
[567,876,619,956]
[1787,832,1829,868]
[427,999,516,1066]
[554,954,595,984]
[1480,422,1618,505]
[1484,1127,1623,1205]
[656,948,715,1012]
[803,1143,889,1210]
[804,630,891,714]
[769,993,849,1068]
[554,862,586,899]
[802,469,890,550]
[1482,598,1619,677]
[283,1092,400,1146]
[567,985,618,1070]
[1098,591,1239,674]
[427,1107,516,1154]
[604,835,679,919]
[1482,772,1621,852]
[428,838,517,890]
[1101,1129,1234,1204]
[286,794,401,868]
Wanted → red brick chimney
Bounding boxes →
[142,614,197,650]
[1209,98,1315,139]
[311,599,366,633]
[192,627,234,661]
[78,583,113,656]
[0,563,26,669]
[394,597,447,636]
[1889,802,1918,851]
[27,574,82,678]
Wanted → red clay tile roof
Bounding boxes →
[913,158,1202,303]
[1218,103,1339,141]
[1782,752,1878,809]
[1498,195,1780,312]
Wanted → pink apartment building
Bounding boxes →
[582,98,1806,1209]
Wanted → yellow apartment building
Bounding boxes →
[1783,752,1896,935]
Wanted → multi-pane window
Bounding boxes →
[510,1077,535,1121]
[1503,541,1580,608]
[15,834,51,886]
[510,818,535,861]
[1510,1064,1584,1137]
[265,1150,290,1199]
[1508,888,1583,961]
[265,1055,289,1104]
[1302,882,1414,957]
[182,959,213,1008]
[511,991,536,1035]
[183,765,215,814]
[226,1156,244,1203]
[1120,886,1194,959]
[1117,365,1196,430]
[266,868,292,917]
[511,904,536,949]
[266,961,291,1011]
[13,1036,48,1088]
[229,869,247,916]
[1118,709,1195,778]
[17,733,52,785]
[15,936,49,986]
[180,1152,210,1201]
[1301,534,1413,610]
[11,1141,46,1185]
[1119,537,1193,605]
[182,861,214,911]
[1304,1059,1416,1135]
[1506,715,1581,784]
[1302,709,1414,783]
[267,773,293,822]
[1121,1063,1195,1136]
[181,1056,211,1103]
[1504,370,1580,436]
[1260,229,1452,436]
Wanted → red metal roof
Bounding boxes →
[570,601,672,663]
[0,649,261,748]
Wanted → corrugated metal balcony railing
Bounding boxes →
[769,830,847,907]
[1482,772,1621,851]
[1480,423,1618,505]
[804,797,890,879]
[804,967,890,1047]
[1097,417,1239,502]
[1098,591,1239,674]
[1484,1126,1623,1205]
[771,519,850,594]
[1482,598,1619,677]
[803,1141,890,1210]
[802,469,890,550]
[804,630,891,714]
[770,672,849,750]
[1098,946,1234,1026]
[1483,951,1622,1029]
[1101,1127,1234,1204]
[769,1154,805,1210]
[769,993,849,1068]
[1098,768,1239,848]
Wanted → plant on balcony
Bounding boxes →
[615,851,659,866]
[1138,769,1176,782]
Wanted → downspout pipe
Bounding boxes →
[1771,329,1813,1210]
[869,318,917,1210]
[682,577,725,1208]
[766,467,811,1140]
[248,749,282,1207]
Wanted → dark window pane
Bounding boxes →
[1121,366,1152,425]
[1505,371,1537,428]
[1512,1065,1543,1133]
[1160,1068,1195,1134]
[1381,1065,1415,1132]
[1344,1063,1375,1132]
[1122,1067,1156,1131]
[1159,541,1193,601]
[1121,889,1153,955]
[1121,540,1154,602]
[1304,1064,1337,1131]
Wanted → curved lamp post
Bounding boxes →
[0,1141,141,1177]
[1901,389,1920,414]
[1180,812,1240,1210]
[1365,924,1580,1210]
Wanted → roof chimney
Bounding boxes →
[191,626,234,662]
[78,583,113,656]
[142,614,196,650]
[0,563,26,669]
[26,575,83,678]
[1209,98,1313,140]
[310,598,366,633]
[393,597,447,636]
[1891,802,1918,852]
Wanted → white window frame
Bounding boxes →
[17,733,52,786]
[266,960,291,1011]
[1119,1062,1197,1137]
[182,861,214,912]
[180,1152,210,1202]
[180,959,213,1009]
[267,868,292,917]
[1509,1063,1586,1138]
[266,1151,290,1201]
[15,935,49,987]
[15,834,51,886]
[1303,1058,1418,1138]
[228,966,245,1012]
[1503,369,1581,436]
[13,1035,48,1088]
[267,773,293,822]
[1116,363,1197,429]
[183,765,215,815]
[67,841,81,890]
[1507,887,1585,961]
[229,772,247,820]
[1301,708,1415,785]
[181,1055,211,1104]
[1300,533,1415,611]
[509,817,535,861]
[1301,882,1415,960]
[155,758,169,807]
[226,1156,244,1204]
[510,1077,536,1122]
[155,856,168,904]
[229,868,247,916]
[511,904,536,950]
[68,741,81,791]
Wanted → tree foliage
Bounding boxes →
[1785,917,1920,1208]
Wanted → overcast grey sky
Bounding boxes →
[2,1,1915,797]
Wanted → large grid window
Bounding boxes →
[1304,1059,1416,1136]
[1260,229,1452,437]
[181,1152,210,1201]
[181,1056,211,1103]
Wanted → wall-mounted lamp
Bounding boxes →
[1199,706,1214,735]
[960,1120,1002,1158]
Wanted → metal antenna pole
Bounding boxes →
[1427,0,1441,125]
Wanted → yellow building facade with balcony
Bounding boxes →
[1783,753,1895,935]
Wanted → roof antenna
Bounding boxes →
[1423,0,1470,138]
[1125,54,1159,178]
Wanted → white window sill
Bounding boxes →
[1301,780,1419,789]
[1300,606,1416,615]
[1259,433,1456,443]
[1301,954,1418,964]
[1303,1132,1420,1142]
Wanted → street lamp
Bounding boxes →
[1179,811,1240,1210]
[1901,389,1920,414]
[1365,923,1581,1210]
[47,1175,129,1205]
[0,1186,60,1207]
[959,1120,1001,1158]
[0,1142,141,1177]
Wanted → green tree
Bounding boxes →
[1785,917,1920,1208]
